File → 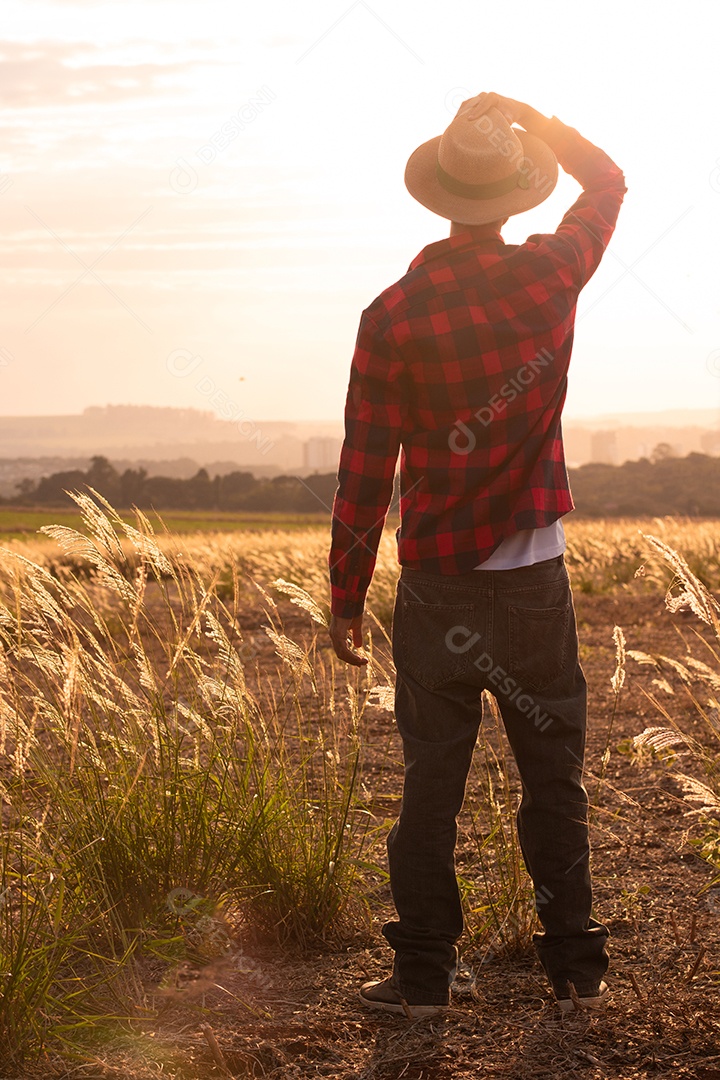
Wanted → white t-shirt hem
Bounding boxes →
[473,518,566,570]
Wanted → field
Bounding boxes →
[0,501,719,1079]
[0,507,329,542]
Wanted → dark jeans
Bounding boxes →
[383,553,609,1004]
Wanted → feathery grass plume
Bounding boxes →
[675,775,720,814]
[270,578,329,626]
[253,579,279,610]
[611,624,627,693]
[263,625,316,684]
[367,684,395,712]
[627,649,660,667]
[121,519,175,578]
[635,726,695,754]
[651,677,675,695]
[631,535,720,882]
[628,647,700,686]
[203,608,248,695]
[661,656,697,684]
[685,656,720,691]
[592,625,627,816]
[642,532,720,633]
[69,488,128,559]
[42,529,139,606]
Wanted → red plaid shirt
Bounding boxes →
[329,114,627,618]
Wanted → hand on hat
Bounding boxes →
[458,92,529,127]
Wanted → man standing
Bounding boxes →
[328,91,626,1016]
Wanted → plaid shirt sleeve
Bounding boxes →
[524,114,628,288]
[328,312,408,618]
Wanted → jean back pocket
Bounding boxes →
[507,602,571,694]
[396,598,483,691]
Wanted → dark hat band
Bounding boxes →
[435,161,530,200]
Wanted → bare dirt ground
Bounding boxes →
[33,588,720,1080]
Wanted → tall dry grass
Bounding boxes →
[631,532,720,886]
[6,515,720,626]
[1,501,719,1069]
[0,493,388,1069]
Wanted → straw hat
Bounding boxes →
[405,105,558,225]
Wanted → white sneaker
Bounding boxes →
[358,978,450,1018]
[555,980,609,1013]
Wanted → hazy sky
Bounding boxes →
[1,0,719,424]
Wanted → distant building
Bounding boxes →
[590,430,617,465]
[562,426,592,468]
[0,406,717,478]
[303,437,343,472]
[701,430,720,455]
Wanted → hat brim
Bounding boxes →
[404,128,559,225]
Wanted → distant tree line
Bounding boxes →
[7,457,339,514]
[3,449,720,516]
[567,449,720,516]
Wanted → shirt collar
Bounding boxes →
[409,227,505,271]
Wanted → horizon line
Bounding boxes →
[1,403,719,425]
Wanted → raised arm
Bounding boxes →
[462,91,628,288]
